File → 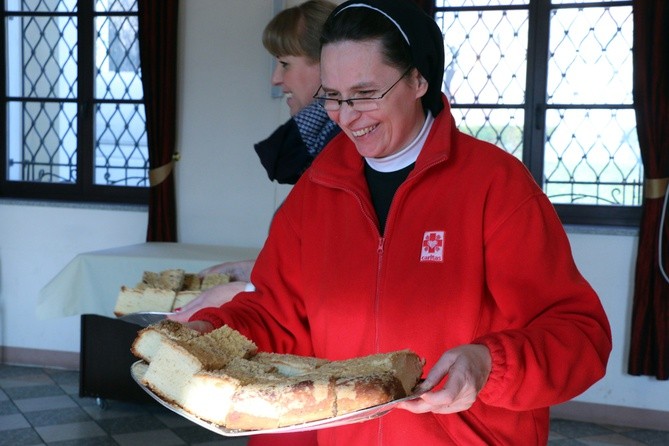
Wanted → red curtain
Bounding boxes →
[137,0,179,242]
[628,0,669,380]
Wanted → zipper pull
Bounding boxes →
[378,237,384,254]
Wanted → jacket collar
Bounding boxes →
[308,94,455,190]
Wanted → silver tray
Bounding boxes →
[119,312,171,327]
[131,360,423,436]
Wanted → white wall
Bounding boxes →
[0,203,147,353]
[0,0,667,415]
[175,0,292,247]
[567,231,669,412]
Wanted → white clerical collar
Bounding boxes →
[364,112,434,172]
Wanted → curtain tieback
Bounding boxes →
[644,177,669,199]
[149,152,181,187]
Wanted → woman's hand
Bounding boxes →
[199,260,255,282]
[167,281,248,323]
[397,344,492,414]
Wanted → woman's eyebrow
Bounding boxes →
[321,80,377,93]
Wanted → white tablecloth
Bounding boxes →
[37,242,260,319]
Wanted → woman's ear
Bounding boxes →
[414,70,429,99]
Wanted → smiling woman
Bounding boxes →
[319,40,427,159]
[185,1,611,445]
[253,0,341,185]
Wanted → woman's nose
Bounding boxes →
[335,103,361,127]
[271,65,283,86]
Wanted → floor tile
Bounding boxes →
[0,399,20,415]
[34,420,107,442]
[49,437,118,446]
[0,364,666,445]
[0,413,31,430]
[0,427,45,446]
[13,394,79,413]
[96,413,168,435]
[577,433,648,445]
[4,384,65,400]
[621,429,669,445]
[113,428,187,445]
[24,406,92,427]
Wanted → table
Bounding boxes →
[37,242,260,404]
[38,242,260,319]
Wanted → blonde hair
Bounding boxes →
[262,0,337,63]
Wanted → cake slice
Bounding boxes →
[201,324,258,360]
[321,350,423,396]
[172,290,201,311]
[141,338,205,405]
[182,358,276,426]
[251,352,328,377]
[131,319,200,362]
[223,370,288,430]
[133,321,257,369]
[277,373,336,427]
[131,319,424,430]
[113,286,144,317]
[182,273,202,291]
[201,273,231,290]
[159,269,186,291]
[142,288,177,312]
[140,325,257,414]
[319,350,423,415]
[113,286,176,316]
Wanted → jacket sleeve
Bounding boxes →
[189,193,315,356]
[253,102,339,185]
[254,118,312,185]
[474,191,612,410]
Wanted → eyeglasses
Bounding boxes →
[313,67,412,112]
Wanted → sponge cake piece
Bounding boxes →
[132,321,423,431]
[201,273,231,290]
[131,319,200,362]
[138,324,258,407]
[172,290,201,311]
[113,286,176,317]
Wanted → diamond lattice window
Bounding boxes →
[2,0,148,203]
[434,0,639,225]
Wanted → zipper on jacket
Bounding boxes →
[375,236,384,446]
[374,236,384,354]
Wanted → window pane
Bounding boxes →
[7,101,77,183]
[436,1,528,6]
[3,0,149,201]
[5,0,77,13]
[452,108,524,160]
[544,108,641,206]
[552,0,623,4]
[95,0,137,13]
[436,9,528,104]
[6,15,78,99]
[95,16,142,100]
[93,3,147,188]
[547,6,633,104]
[95,103,148,186]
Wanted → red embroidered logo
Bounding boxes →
[421,231,444,262]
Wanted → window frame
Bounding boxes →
[0,1,148,205]
[433,0,639,227]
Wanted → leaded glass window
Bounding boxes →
[2,0,148,203]
[434,0,639,226]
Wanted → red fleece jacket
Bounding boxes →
[192,97,612,445]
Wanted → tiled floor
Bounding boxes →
[1,364,668,445]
